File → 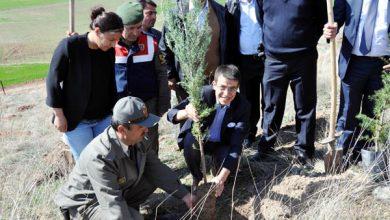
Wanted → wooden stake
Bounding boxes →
[69,0,75,33]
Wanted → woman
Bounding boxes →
[46,7,123,160]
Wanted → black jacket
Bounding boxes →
[46,34,117,131]
[160,0,228,82]
[167,85,250,171]
[225,0,262,65]
[259,0,327,57]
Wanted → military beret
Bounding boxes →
[116,1,144,25]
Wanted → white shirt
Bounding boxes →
[189,0,209,28]
[239,0,262,55]
[352,0,390,57]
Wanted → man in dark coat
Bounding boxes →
[167,65,250,196]
[225,0,265,147]
[253,0,327,165]
[160,0,228,102]
[323,0,389,162]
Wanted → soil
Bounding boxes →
[2,81,389,219]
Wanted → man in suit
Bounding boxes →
[55,96,194,220]
[252,0,327,165]
[160,0,228,102]
[167,65,250,196]
[138,0,162,41]
[323,0,389,161]
[225,0,265,148]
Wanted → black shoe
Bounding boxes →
[242,138,253,148]
[294,150,309,166]
[250,148,275,162]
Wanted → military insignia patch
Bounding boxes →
[138,43,145,51]
[158,54,166,65]
[118,176,126,185]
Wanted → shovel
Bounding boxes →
[322,0,344,174]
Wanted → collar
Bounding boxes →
[142,29,157,39]
[189,0,209,10]
[215,102,230,109]
[118,37,140,55]
[107,126,129,160]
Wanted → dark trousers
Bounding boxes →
[68,177,155,220]
[183,132,233,182]
[336,55,384,153]
[238,54,265,139]
[174,84,189,103]
[258,51,318,157]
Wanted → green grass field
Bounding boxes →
[0,0,67,11]
[0,63,48,86]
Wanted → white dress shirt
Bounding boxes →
[239,0,262,55]
[352,0,390,57]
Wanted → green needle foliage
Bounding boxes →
[358,57,390,151]
[163,0,214,137]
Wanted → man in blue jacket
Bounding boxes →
[253,0,327,165]
[115,2,170,155]
[323,0,389,162]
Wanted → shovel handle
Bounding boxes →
[326,0,338,140]
[69,0,75,33]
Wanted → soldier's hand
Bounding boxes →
[182,193,197,209]
[185,103,200,122]
[168,78,177,90]
[383,64,390,71]
[323,22,338,39]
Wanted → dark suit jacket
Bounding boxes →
[225,0,262,65]
[258,0,327,56]
[334,0,390,79]
[167,85,250,169]
[160,0,228,82]
[46,34,117,131]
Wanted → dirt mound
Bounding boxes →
[17,104,35,112]
[43,141,75,174]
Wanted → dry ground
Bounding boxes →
[0,78,389,219]
[1,1,389,219]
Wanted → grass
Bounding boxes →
[0,0,67,11]
[0,63,48,87]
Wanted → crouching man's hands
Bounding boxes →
[211,168,231,197]
[175,103,200,122]
[182,193,197,209]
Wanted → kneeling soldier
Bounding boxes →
[55,96,194,219]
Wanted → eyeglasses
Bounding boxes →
[215,85,238,93]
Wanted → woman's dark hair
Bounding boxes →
[90,6,123,33]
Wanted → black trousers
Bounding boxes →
[258,50,318,157]
[238,54,265,139]
[336,55,384,153]
[182,132,234,182]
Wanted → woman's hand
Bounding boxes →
[53,108,68,132]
